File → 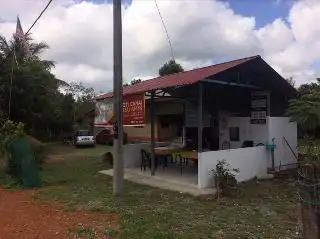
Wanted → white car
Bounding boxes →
[74,130,95,147]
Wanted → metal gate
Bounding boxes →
[298,162,320,239]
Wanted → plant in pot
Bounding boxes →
[212,159,239,197]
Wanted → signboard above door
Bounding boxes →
[94,94,145,127]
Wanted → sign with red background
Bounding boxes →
[94,94,145,126]
[123,94,145,126]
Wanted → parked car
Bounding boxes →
[95,128,127,145]
[74,130,95,147]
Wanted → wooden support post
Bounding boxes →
[198,83,203,153]
[150,91,156,176]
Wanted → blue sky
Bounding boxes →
[227,0,291,28]
[90,0,292,28]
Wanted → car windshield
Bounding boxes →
[77,130,89,136]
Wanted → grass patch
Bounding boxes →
[104,227,118,238]
[35,145,302,238]
[69,227,96,239]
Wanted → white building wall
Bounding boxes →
[198,146,269,188]
[268,117,298,168]
[219,116,268,149]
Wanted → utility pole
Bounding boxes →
[113,0,124,196]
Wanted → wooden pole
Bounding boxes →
[198,83,203,153]
[150,91,156,175]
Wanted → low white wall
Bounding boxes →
[198,146,269,188]
[268,117,298,168]
[122,143,150,168]
[219,116,268,149]
[111,142,170,168]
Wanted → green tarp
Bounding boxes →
[8,137,42,188]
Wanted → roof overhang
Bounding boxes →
[94,55,296,101]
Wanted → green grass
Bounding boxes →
[35,144,302,239]
[299,138,320,147]
[69,227,96,239]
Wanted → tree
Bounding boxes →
[298,78,320,96]
[130,79,141,85]
[0,34,67,87]
[66,82,96,127]
[0,33,55,70]
[287,79,320,134]
[123,78,142,87]
[286,77,296,88]
[158,59,184,76]
[0,34,71,141]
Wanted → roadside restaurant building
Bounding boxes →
[95,55,298,189]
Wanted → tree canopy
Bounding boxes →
[158,59,184,76]
[130,78,142,85]
[287,79,320,135]
[0,34,95,141]
[123,78,142,87]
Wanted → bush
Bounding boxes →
[0,121,47,170]
[26,135,47,168]
[0,120,26,180]
[213,159,239,197]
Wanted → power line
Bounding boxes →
[0,0,54,67]
[154,0,175,61]
[5,0,54,119]
[26,0,53,34]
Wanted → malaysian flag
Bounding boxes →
[13,16,30,57]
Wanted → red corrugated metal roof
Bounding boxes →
[95,55,260,100]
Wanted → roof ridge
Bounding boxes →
[158,55,260,78]
[95,55,260,100]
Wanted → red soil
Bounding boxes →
[0,188,119,239]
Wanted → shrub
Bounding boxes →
[213,159,239,197]
[0,120,26,179]
[26,135,47,168]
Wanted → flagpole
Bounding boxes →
[113,0,124,196]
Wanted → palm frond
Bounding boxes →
[29,42,50,56]
[56,78,70,87]
[0,35,11,56]
[41,60,55,70]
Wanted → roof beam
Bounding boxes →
[202,79,261,89]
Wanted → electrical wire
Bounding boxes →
[0,0,54,67]
[5,0,54,119]
[154,0,175,61]
[26,0,53,34]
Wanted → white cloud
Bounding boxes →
[1,0,320,91]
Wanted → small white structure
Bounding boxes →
[97,56,298,191]
[111,116,297,189]
[198,116,297,188]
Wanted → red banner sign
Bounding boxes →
[123,94,145,126]
[94,94,145,126]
